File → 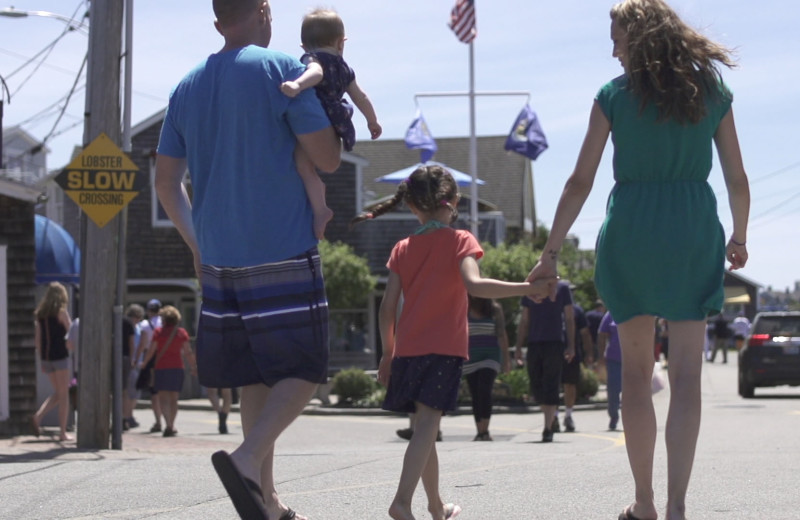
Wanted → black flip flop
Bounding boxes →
[211,450,268,520]
[279,508,297,520]
[618,507,649,520]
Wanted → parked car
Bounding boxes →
[738,311,800,398]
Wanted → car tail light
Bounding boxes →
[748,334,770,347]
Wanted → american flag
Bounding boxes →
[449,0,476,44]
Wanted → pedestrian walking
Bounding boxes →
[155,1,341,517]
[526,1,750,518]
[353,164,549,520]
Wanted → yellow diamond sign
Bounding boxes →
[55,133,144,228]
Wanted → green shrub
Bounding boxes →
[331,368,377,404]
[497,368,530,401]
[318,240,377,309]
[578,364,599,400]
[357,386,386,408]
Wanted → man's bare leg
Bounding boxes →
[230,379,317,520]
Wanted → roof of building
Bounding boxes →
[351,135,532,227]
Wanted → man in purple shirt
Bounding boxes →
[515,281,575,442]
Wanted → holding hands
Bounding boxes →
[527,250,560,302]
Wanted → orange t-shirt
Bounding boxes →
[387,227,483,358]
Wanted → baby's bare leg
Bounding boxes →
[295,146,333,239]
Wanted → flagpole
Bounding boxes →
[468,41,478,237]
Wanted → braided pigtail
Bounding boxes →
[350,181,409,228]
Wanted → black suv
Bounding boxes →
[738,311,800,398]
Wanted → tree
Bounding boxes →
[478,242,540,345]
[318,240,377,309]
[479,233,598,345]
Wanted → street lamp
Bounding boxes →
[0,6,89,34]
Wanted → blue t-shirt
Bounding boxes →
[157,45,332,266]
[521,282,573,343]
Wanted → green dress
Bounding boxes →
[594,75,732,323]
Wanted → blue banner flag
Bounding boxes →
[404,111,438,163]
[504,104,548,161]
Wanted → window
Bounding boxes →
[149,157,191,228]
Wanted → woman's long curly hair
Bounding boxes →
[35,282,68,320]
[611,0,736,124]
[351,165,459,227]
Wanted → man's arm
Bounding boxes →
[515,306,530,364]
[564,304,576,362]
[154,154,201,277]
[596,332,608,368]
[580,326,592,364]
[296,126,341,173]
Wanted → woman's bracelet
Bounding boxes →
[730,237,746,246]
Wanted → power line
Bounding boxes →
[37,52,87,150]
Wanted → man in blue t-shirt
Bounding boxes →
[515,281,575,442]
[155,2,341,519]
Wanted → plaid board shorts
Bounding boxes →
[196,248,329,388]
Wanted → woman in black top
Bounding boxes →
[32,282,73,441]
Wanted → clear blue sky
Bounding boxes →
[2,0,798,291]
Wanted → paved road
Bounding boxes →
[2,357,799,519]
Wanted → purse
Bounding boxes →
[138,326,178,389]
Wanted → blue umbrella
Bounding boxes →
[34,214,81,284]
[375,161,485,187]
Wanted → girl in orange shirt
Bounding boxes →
[352,165,551,520]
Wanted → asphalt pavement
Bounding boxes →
[2,357,800,520]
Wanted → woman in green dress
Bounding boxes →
[528,1,750,519]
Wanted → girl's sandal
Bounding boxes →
[444,503,462,519]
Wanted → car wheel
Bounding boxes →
[738,371,755,398]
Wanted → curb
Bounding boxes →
[140,398,610,417]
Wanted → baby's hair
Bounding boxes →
[351,165,459,227]
[301,8,345,49]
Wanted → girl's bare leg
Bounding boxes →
[389,403,442,520]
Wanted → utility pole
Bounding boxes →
[76,0,123,450]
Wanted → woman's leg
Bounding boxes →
[34,372,59,427]
[464,371,480,426]
[476,368,496,435]
[617,315,658,520]
[389,402,442,520]
[168,391,180,430]
[53,368,72,440]
[159,391,172,430]
[663,320,705,520]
